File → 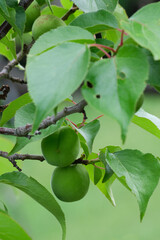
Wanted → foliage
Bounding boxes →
[0,0,160,239]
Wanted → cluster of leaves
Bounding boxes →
[0,0,160,239]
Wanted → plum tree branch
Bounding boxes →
[0,99,87,138]
[0,0,34,40]
[62,4,78,21]
[0,150,100,172]
[0,151,45,172]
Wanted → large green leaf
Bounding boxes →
[0,171,66,240]
[70,10,118,34]
[9,103,63,154]
[29,26,95,56]
[82,45,148,141]
[0,211,31,240]
[0,93,32,127]
[132,109,160,139]
[27,42,90,131]
[106,149,160,220]
[121,2,160,60]
[72,0,118,13]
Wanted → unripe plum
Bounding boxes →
[51,165,90,202]
[32,14,66,40]
[25,1,40,33]
[41,127,80,167]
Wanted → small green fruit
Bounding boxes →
[41,127,80,167]
[36,0,46,6]
[25,1,40,33]
[51,165,90,202]
[135,94,144,112]
[32,14,66,40]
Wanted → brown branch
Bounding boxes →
[6,75,27,84]
[0,85,10,100]
[0,150,100,172]
[0,0,34,40]
[62,4,79,21]
[0,151,45,172]
[0,100,87,138]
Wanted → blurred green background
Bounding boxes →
[0,94,160,240]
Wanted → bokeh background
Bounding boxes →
[0,1,160,240]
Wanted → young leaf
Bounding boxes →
[0,171,66,240]
[106,149,160,220]
[85,153,116,206]
[70,9,118,34]
[82,45,149,141]
[121,2,160,60]
[0,211,31,240]
[77,120,100,153]
[27,42,90,131]
[94,166,102,185]
[72,0,118,13]
[29,26,95,56]
[0,93,32,126]
[9,103,63,154]
[132,109,160,139]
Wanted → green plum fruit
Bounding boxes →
[135,94,144,112]
[36,0,46,6]
[41,127,80,167]
[51,165,90,202]
[32,14,66,40]
[25,1,40,33]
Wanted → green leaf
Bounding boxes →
[144,50,160,90]
[41,5,68,18]
[82,45,149,141]
[75,120,100,157]
[0,93,32,126]
[70,10,118,34]
[121,2,160,60]
[0,5,25,37]
[29,26,95,56]
[94,166,102,185]
[85,153,116,206]
[132,109,160,139]
[27,42,90,131]
[60,0,73,9]
[72,0,118,13]
[106,149,160,220]
[10,103,63,154]
[0,0,9,16]
[0,29,16,60]
[0,171,66,240]
[0,137,19,174]
[0,211,31,240]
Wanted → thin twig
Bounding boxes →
[62,4,79,21]
[90,43,116,53]
[0,100,87,138]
